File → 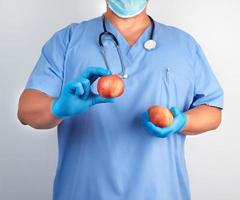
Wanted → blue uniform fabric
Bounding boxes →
[26,16,224,200]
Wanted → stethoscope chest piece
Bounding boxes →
[144,39,157,51]
[121,73,129,79]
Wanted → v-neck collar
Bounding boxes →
[103,17,153,60]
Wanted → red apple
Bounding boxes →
[148,106,173,127]
[97,75,125,98]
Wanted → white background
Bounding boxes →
[0,0,239,199]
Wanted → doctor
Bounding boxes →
[18,0,224,199]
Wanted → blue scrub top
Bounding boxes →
[26,16,224,200]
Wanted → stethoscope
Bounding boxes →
[99,15,157,79]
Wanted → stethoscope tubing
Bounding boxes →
[99,15,156,79]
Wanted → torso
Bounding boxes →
[53,16,196,200]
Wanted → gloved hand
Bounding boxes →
[52,67,114,118]
[142,107,187,138]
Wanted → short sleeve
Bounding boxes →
[190,44,224,109]
[25,23,78,97]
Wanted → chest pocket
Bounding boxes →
[160,66,194,110]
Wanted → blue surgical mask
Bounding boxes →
[108,0,148,18]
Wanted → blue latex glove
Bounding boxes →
[52,67,114,118]
[142,107,187,138]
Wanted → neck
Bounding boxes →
[104,7,151,32]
